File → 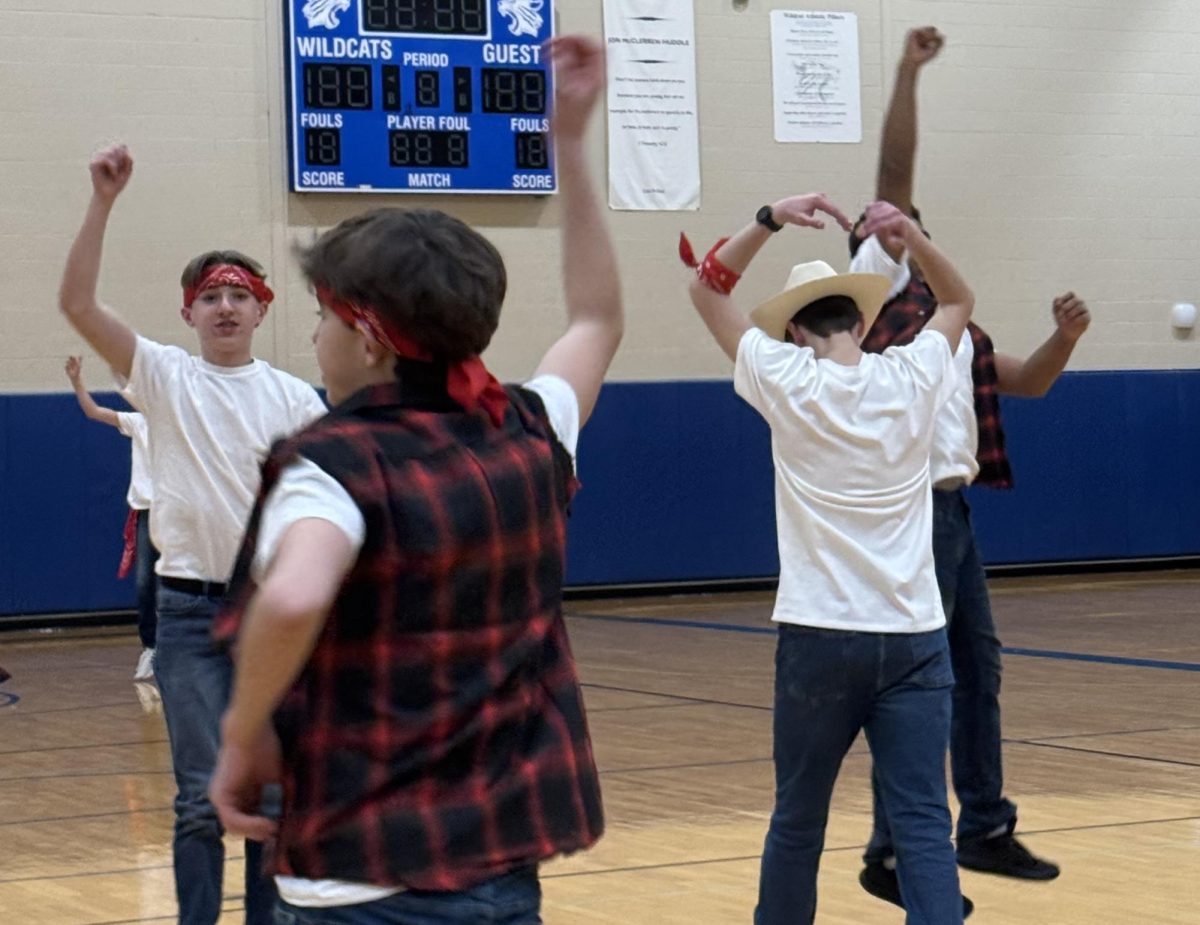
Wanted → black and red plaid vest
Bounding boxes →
[215,363,603,890]
[861,271,1014,489]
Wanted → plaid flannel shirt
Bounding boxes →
[216,367,603,891]
[861,271,1014,489]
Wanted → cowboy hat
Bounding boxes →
[749,261,893,341]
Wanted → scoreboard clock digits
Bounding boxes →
[361,0,488,36]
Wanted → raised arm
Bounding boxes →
[58,145,138,380]
[688,195,853,361]
[860,201,973,352]
[531,36,622,427]
[65,356,120,428]
[876,27,944,217]
[995,293,1090,396]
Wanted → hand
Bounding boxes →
[771,194,853,232]
[89,144,133,204]
[902,27,944,69]
[65,356,83,384]
[1052,291,1090,342]
[547,35,605,141]
[857,200,919,252]
[209,724,282,842]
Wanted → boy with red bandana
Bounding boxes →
[58,147,326,925]
[207,35,621,924]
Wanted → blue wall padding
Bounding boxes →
[1,369,1197,616]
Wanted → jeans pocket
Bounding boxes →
[906,631,955,690]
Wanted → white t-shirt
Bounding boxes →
[125,337,328,582]
[734,327,958,633]
[259,374,579,908]
[115,412,153,510]
[849,233,913,302]
[851,243,980,486]
[930,332,979,486]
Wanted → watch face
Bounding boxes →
[758,206,780,230]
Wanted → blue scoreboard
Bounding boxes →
[286,0,555,194]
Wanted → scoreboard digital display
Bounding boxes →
[286,0,555,194]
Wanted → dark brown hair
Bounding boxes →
[297,208,507,360]
[179,250,267,290]
[786,294,863,340]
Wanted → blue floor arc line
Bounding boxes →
[570,613,1200,673]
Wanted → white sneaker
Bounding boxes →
[133,681,162,715]
[134,647,156,681]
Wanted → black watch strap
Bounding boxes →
[756,205,783,233]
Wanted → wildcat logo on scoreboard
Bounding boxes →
[303,0,353,30]
[498,0,544,38]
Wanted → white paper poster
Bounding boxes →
[770,10,862,144]
[603,0,701,210]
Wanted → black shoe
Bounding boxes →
[957,834,1060,880]
[859,861,974,918]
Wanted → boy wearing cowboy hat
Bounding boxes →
[687,197,975,924]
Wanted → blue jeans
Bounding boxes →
[134,509,159,649]
[867,488,1017,857]
[155,586,277,925]
[756,625,961,925]
[272,866,542,924]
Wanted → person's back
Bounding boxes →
[208,36,621,924]
[686,195,974,925]
[737,324,956,632]
[220,376,602,890]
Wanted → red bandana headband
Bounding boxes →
[184,264,275,308]
[315,285,509,427]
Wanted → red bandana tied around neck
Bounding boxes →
[316,286,509,427]
[183,264,275,308]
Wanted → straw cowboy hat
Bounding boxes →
[749,261,893,341]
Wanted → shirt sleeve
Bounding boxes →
[115,412,147,442]
[902,329,959,410]
[125,336,183,416]
[733,327,815,418]
[522,374,581,459]
[292,384,330,430]
[848,235,912,302]
[253,458,366,580]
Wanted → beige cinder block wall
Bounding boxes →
[4,0,1197,393]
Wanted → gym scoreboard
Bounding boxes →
[286,0,555,194]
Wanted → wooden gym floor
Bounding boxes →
[1,570,1198,923]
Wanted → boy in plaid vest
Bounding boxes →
[851,27,1090,913]
[209,35,620,924]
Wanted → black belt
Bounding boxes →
[160,576,228,598]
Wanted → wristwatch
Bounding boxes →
[756,205,783,232]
